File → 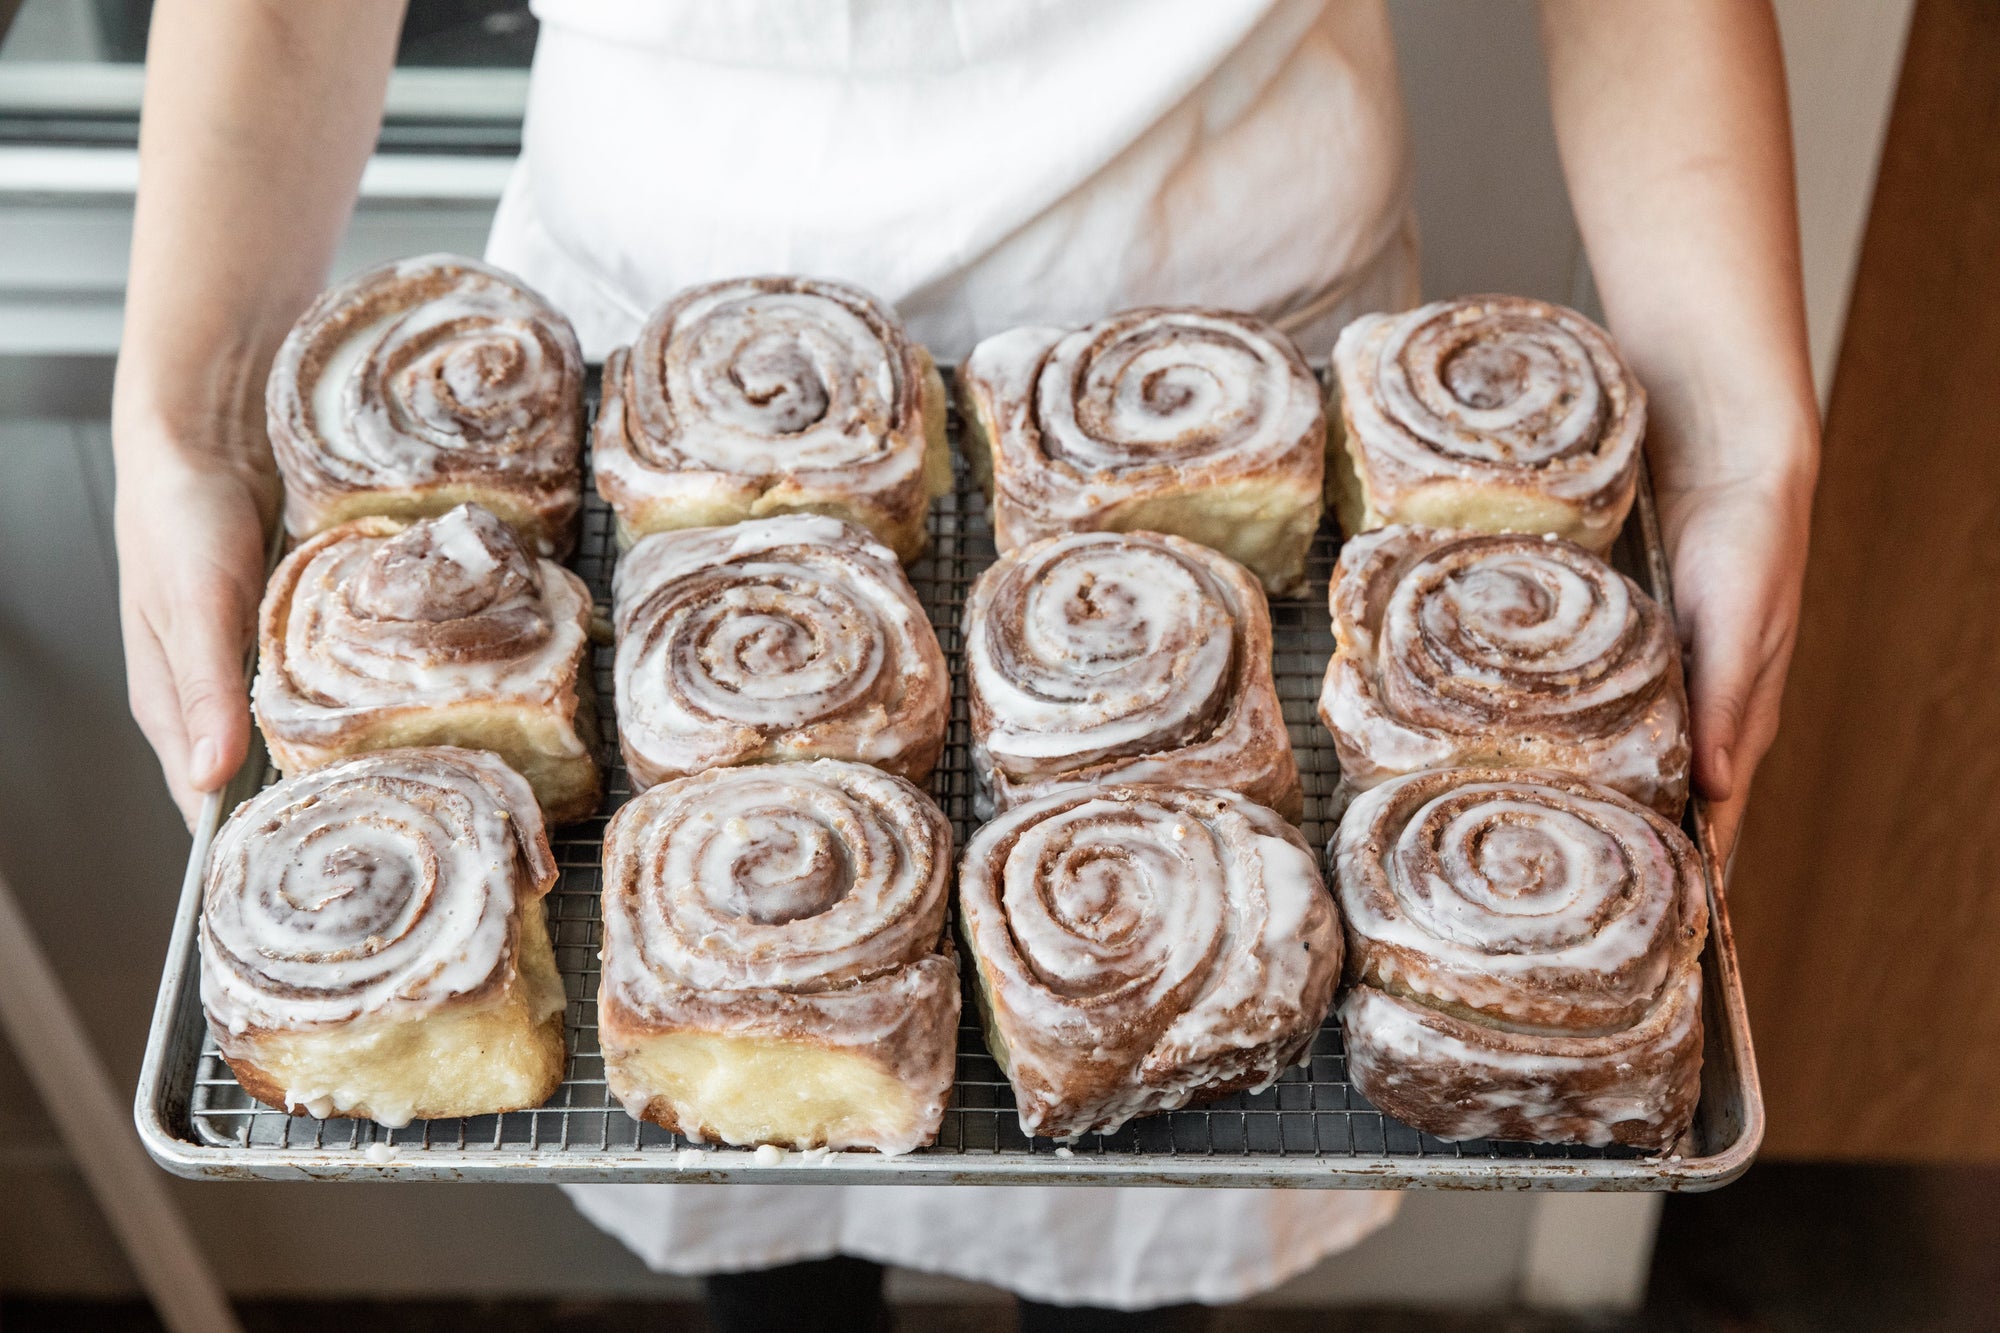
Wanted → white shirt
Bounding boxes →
[488,0,1417,1308]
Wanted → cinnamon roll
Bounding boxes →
[966,531,1301,821]
[1330,296,1644,553]
[199,747,567,1126]
[267,254,585,557]
[598,760,958,1154]
[959,784,1341,1139]
[1334,768,1707,1149]
[594,276,951,562]
[1319,526,1688,817]
[612,515,949,791]
[253,504,601,824]
[959,307,1326,595]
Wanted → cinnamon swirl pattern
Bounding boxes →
[253,504,601,824]
[594,276,951,562]
[1334,769,1707,1149]
[612,515,949,791]
[1330,296,1644,553]
[960,308,1326,595]
[966,531,1301,820]
[959,785,1341,1139]
[199,747,568,1125]
[1319,526,1688,817]
[599,760,958,1154]
[268,255,585,557]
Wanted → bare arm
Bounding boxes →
[1540,0,1820,858]
[113,0,406,822]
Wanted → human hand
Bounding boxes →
[113,429,278,827]
[1651,432,1818,865]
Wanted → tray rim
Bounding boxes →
[135,433,1765,1192]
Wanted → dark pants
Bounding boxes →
[703,1256,1211,1332]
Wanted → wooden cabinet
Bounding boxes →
[1732,0,2000,1160]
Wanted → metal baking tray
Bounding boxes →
[137,374,1763,1189]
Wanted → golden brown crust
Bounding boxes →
[267,255,584,558]
[218,1007,567,1122]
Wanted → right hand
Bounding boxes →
[113,426,278,827]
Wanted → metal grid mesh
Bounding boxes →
[183,401,1656,1170]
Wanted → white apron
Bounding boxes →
[489,0,1418,1308]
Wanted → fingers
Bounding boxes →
[1704,786,1751,874]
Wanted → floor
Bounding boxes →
[3,1164,1994,1332]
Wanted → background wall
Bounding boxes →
[0,0,1914,1306]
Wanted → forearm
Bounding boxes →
[114,0,405,486]
[1539,0,1818,501]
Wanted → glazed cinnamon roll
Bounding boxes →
[1334,768,1707,1149]
[612,515,949,791]
[598,760,958,1154]
[959,307,1326,595]
[959,784,1341,1139]
[253,504,601,824]
[199,747,567,1125]
[1319,526,1688,817]
[267,254,585,557]
[1330,296,1644,552]
[966,531,1301,820]
[594,276,951,562]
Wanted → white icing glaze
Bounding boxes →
[1335,771,1699,1032]
[600,760,951,1003]
[1318,526,1688,816]
[270,255,583,535]
[959,784,1340,1138]
[594,276,930,518]
[1339,967,1702,1148]
[254,505,591,745]
[964,307,1323,539]
[1331,767,1708,1148]
[199,747,555,1034]
[1333,297,1643,504]
[611,515,948,788]
[967,532,1233,768]
[964,530,1301,819]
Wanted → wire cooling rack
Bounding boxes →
[137,380,1762,1189]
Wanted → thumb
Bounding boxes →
[1684,611,1751,806]
[167,595,254,794]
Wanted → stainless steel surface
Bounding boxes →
[137,377,1763,1189]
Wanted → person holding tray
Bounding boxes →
[112,1,1818,1327]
